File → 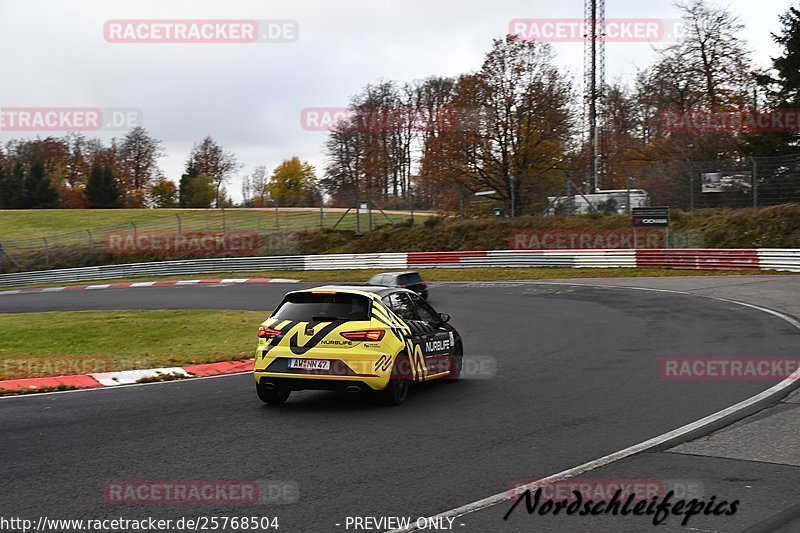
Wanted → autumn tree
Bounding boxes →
[268,157,320,207]
[187,136,239,207]
[118,127,164,191]
[431,36,574,213]
[322,122,364,205]
[147,179,179,208]
[413,76,458,208]
[64,133,89,188]
[634,0,753,163]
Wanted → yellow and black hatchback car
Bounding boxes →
[254,285,462,406]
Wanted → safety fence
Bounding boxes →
[0,206,433,273]
[0,249,797,288]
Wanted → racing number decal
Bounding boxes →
[372,299,426,382]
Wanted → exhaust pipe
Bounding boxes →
[346,385,361,394]
[262,381,277,390]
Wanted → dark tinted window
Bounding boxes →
[409,293,437,322]
[272,292,370,321]
[398,273,423,285]
[388,292,418,320]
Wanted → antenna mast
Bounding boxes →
[584,0,606,193]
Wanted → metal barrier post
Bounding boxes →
[627,176,632,214]
[509,175,516,218]
[87,230,93,253]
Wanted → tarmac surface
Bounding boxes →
[1,275,799,532]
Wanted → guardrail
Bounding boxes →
[0,249,798,288]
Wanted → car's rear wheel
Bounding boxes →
[379,354,411,406]
[256,381,291,405]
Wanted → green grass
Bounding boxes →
[0,208,432,242]
[0,310,269,379]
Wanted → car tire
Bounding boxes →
[379,354,411,406]
[446,344,463,382]
[256,381,291,405]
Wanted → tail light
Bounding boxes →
[421,281,428,286]
[340,330,386,341]
[258,326,282,339]
[396,284,406,288]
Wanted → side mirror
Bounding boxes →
[438,313,451,324]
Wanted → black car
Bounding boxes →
[367,271,429,300]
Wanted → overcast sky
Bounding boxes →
[0,0,793,202]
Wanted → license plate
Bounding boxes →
[288,359,331,371]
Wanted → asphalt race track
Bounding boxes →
[1,282,798,533]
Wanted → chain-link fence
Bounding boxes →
[505,153,800,217]
[0,205,427,274]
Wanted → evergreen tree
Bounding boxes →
[0,162,26,209]
[22,160,58,209]
[183,173,216,208]
[0,167,9,209]
[743,6,800,156]
[85,163,121,208]
[179,164,199,208]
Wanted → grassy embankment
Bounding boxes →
[0,310,268,382]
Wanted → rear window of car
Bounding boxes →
[398,273,423,285]
[272,292,371,321]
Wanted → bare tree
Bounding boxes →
[118,127,164,191]
[432,36,574,212]
[241,165,268,205]
[188,136,239,207]
[631,0,753,162]
[322,123,364,205]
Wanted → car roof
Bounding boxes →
[290,285,405,298]
[370,271,421,278]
